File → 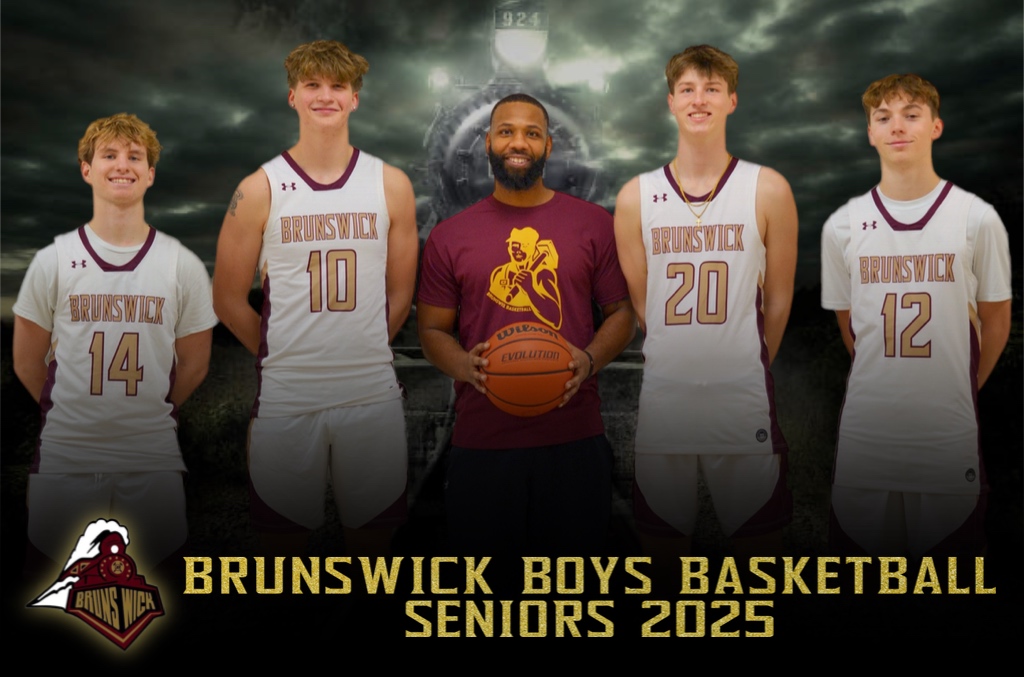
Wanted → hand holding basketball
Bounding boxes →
[559,341,593,407]
[479,322,575,417]
[462,341,490,394]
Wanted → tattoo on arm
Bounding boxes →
[228,189,243,217]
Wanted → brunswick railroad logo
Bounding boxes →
[487,226,563,330]
[29,519,164,650]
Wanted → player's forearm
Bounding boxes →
[13,316,52,403]
[585,301,636,373]
[13,362,47,403]
[170,361,209,407]
[213,300,261,355]
[977,310,1011,390]
[420,328,475,383]
[632,295,647,336]
[386,292,413,343]
[762,299,792,366]
[170,329,213,406]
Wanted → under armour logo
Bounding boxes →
[282,182,296,191]
[862,220,877,230]
[71,260,87,269]
[652,193,668,203]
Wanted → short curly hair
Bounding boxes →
[77,113,162,167]
[284,40,369,91]
[862,73,940,122]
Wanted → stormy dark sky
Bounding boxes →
[2,0,1021,303]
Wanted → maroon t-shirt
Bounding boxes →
[418,192,629,449]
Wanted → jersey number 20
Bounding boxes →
[665,261,729,325]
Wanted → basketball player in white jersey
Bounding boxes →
[821,74,1011,555]
[212,40,417,554]
[614,45,798,562]
[12,113,217,570]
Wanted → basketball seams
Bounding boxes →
[480,321,575,416]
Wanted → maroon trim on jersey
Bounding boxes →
[830,321,857,484]
[249,475,307,533]
[30,359,59,473]
[78,226,156,272]
[871,181,953,231]
[969,316,985,487]
[251,274,272,418]
[167,357,179,424]
[663,155,739,204]
[281,148,361,191]
[632,479,685,536]
[755,286,789,454]
[733,452,792,536]
[924,489,987,556]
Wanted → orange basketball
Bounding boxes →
[481,322,574,417]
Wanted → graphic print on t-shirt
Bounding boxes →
[486,226,563,330]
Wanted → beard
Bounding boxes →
[488,148,547,191]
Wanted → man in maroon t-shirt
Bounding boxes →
[418,93,636,555]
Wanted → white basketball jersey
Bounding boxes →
[835,183,981,494]
[634,159,785,455]
[38,227,184,473]
[255,149,400,417]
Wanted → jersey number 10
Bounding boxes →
[306,250,357,312]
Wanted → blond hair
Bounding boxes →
[77,113,162,166]
[665,45,739,93]
[862,73,940,121]
[284,40,369,91]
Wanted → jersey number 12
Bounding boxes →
[881,292,932,358]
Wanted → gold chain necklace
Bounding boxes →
[671,155,732,226]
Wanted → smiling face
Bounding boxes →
[81,136,155,206]
[668,67,737,137]
[288,75,359,129]
[485,100,552,191]
[867,93,943,167]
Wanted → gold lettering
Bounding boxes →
[465,557,492,595]
[879,557,907,594]
[221,556,248,594]
[590,557,617,595]
[817,557,841,594]
[255,556,284,594]
[324,557,351,594]
[431,557,457,594]
[913,557,941,594]
[782,557,812,594]
[360,556,401,594]
[681,557,709,594]
[292,557,319,594]
[183,557,212,593]
[405,601,432,637]
[625,557,651,594]
[749,557,776,594]
[523,557,551,594]
[714,557,743,595]
[466,600,493,637]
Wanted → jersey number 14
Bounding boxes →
[88,332,143,396]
